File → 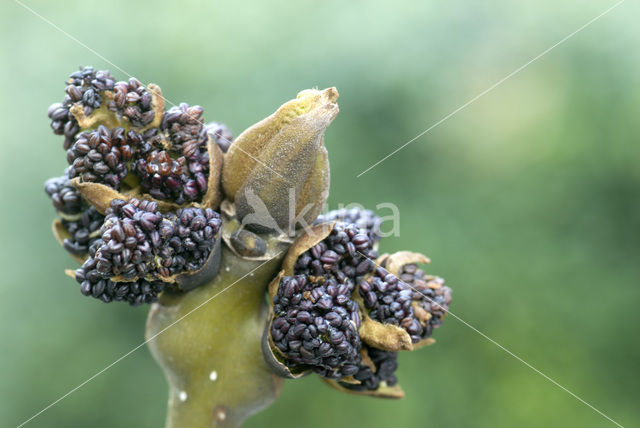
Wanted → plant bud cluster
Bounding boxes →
[66,125,133,189]
[400,263,452,339]
[294,222,378,284]
[47,67,234,205]
[271,275,362,379]
[315,208,382,244]
[74,198,221,304]
[359,266,423,343]
[48,66,115,149]
[339,346,398,392]
[108,77,155,127]
[45,173,105,256]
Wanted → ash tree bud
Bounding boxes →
[48,66,116,149]
[67,125,133,189]
[399,263,452,338]
[315,208,383,244]
[44,173,83,215]
[270,274,362,379]
[223,88,338,234]
[161,103,208,159]
[359,266,423,343]
[339,346,399,392]
[360,252,453,346]
[85,197,222,281]
[108,77,156,127]
[159,206,222,276]
[94,198,161,279]
[294,222,378,283]
[75,256,167,305]
[61,206,104,256]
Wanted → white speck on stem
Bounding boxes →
[178,391,188,402]
[225,266,230,272]
[209,370,218,382]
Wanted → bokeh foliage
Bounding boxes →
[1,1,638,427]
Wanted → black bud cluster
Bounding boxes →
[271,275,362,379]
[206,122,234,153]
[66,126,133,189]
[44,173,83,214]
[359,267,423,343]
[93,198,161,279]
[158,207,222,276]
[48,66,115,149]
[161,103,208,159]
[44,172,105,256]
[133,149,208,204]
[75,257,166,306]
[48,67,235,205]
[133,103,212,204]
[315,208,383,244]
[294,222,378,285]
[73,198,222,304]
[400,263,452,338]
[61,206,104,256]
[108,77,155,127]
[339,346,399,392]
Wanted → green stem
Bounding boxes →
[146,245,284,428]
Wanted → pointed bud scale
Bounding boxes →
[223,88,338,234]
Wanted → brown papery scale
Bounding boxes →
[43,71,453,427]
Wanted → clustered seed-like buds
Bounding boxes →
[44,173,83,214]
[73,198,222,304]
[159,207,222,276]
[400,263,452,338]
[339,347,398,391]
[67,126,133,189]
[131,103,211,203]
[359,266,423,343]
[162,103,208,158]
[206,122,234,153]
[315,208,383,244]
[134,150,187,200]
[44,172,105,256]
[94,198,161,279]
[48,66,116,149]
[47,67,231,206]
[75,257,166,305]
[61,206,104,255]
[108,77,155,127]
[271,275,362,379]
[269,222,383,380]
[133,149,208,204]
[294,222,378,282]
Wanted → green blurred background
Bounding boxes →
[1,1,638,427]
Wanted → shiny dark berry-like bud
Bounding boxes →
[360,266,423,343]
[315,208,383,244]
[294,222,377,285]
[48,66,115,149]
[162,103,208,159]
[61,206,104,256]
[75,257,167,306]
[108,78,155,127]
[44,173,83,214]
[400,263,453,337]
[339,346,399,392]
[67,125,132,189]
[87,198,223,283]
[271,275,362,380]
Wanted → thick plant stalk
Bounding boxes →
[146,245,285,428]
